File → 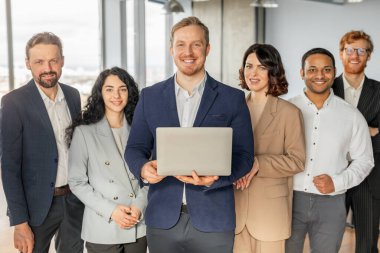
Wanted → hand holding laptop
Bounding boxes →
[141,160,219,186]
[175,170,219,186]
[141,160,166,184]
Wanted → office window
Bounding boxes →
[145,0,166,86]
[1,0,99,96]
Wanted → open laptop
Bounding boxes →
[156,127,232,176]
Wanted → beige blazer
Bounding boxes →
[235,95,306,241]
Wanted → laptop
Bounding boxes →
[156,127,232,176]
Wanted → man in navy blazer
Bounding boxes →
[125,17,254,253]
[1,32,83,253]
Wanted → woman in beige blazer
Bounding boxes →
[67,67,147,253]
[234,44,306,253]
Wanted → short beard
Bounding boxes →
[37,72,59,88]
[344,64,366,75]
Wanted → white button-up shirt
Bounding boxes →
[343,75,364,107]
[36,84,72,187]
[175,73,206,203]
[175,75,206,128]
[289,89,374,195]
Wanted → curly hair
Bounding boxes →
[66,67,139,145]
[239,43,288,97]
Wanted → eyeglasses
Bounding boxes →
[344,47,369,56]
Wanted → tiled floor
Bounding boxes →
[0,177,378,253]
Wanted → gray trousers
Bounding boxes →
[31,192,84,253]
[86,237,147,253]
[285,191,346,253]
[146,212,234,253]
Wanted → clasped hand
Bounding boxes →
[234,158,259,190]
[111,205,141,229]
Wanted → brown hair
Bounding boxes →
[339,30,373,54]
[239,43,288,97]
[170,16,209,46]
[25,32,63,59]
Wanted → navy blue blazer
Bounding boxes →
[1,80,81,226]
[125,74,254,232]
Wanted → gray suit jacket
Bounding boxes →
[68,116,147,244]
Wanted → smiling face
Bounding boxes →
[301,53,335,96]
[170,25,210,79]
[102,74,128,116]
[340,39,371,76]
[244,53,269,94]
[25,44,64,89]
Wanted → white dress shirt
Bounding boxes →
[289,89,374,195]
[175,73,206,204]
[343,74,364,107]
[36,84,72,187]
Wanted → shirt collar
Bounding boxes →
[174,73,207,97]
[343,74,364,91]
[301,88,335,108]
[35,82,65,103]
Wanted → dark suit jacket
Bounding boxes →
[332,74,380,197]
[1,79,81,226]
[125,74,254,232]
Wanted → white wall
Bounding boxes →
[266,0,380,98]
[194,0,255,86]
[193,0,223,81]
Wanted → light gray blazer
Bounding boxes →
[68,116,147,244]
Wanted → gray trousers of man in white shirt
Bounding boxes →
[285,191,346,253]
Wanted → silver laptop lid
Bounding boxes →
[156,127,232,176]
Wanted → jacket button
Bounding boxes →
[54,158,58,163]
[105,161,110,165]
[113,196,118,200]
[129,193,135,198]
[50,182,54,187]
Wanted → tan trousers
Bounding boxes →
[234,226,285,253]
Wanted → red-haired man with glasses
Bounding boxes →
[333,30,380,253]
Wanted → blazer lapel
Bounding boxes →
[96,117,133,190]
[254,95,277,136]
[357,76,375,115]
[25,80,57,148]
[162,77,181,127]
[60,84,79,119]
[193,74,218,127]
[334,75,345,99]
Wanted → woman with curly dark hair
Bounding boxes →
[233,44,306,253]
[67,67,147,253]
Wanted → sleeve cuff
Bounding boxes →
[331,174,345,193]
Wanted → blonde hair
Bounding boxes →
[170,16,209,46]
